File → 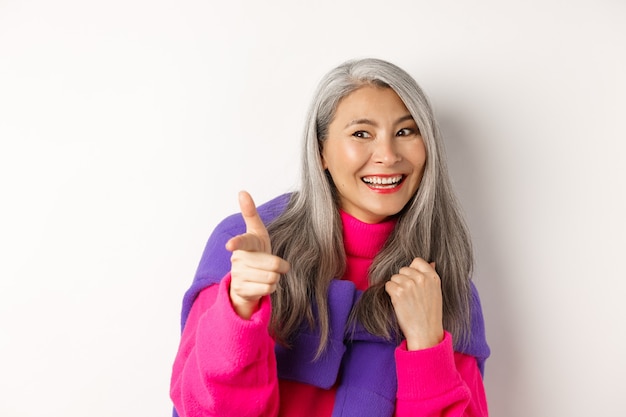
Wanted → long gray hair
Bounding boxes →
[267,58,473,356]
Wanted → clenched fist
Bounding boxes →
[385,258,444,350]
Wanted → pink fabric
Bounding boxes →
[171,276,279,417]
[279,379,336,416]
[170,211,488,416]
[395,337,488,416]
[340,210,396,291]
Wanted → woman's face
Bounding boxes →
[321,85,426,224]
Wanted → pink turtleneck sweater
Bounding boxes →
[339,210,396,291]
[171,211,488,416]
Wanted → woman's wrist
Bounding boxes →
[404,329,444,351]
[229,291,261,320]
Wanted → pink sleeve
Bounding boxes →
[170,274,279,417]
[394,332,488,417]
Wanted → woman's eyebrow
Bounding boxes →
[396,114,415,124]
[344,114,414,129]
[344,118,377,129]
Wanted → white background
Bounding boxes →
[1,0,625,416]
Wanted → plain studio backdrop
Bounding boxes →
[1,0,625,415]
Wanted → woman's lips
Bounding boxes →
[361,175,406,192]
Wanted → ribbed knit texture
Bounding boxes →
[340,210,396,291]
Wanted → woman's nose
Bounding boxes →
[372,137,401,165]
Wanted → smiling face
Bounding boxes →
[321,85,427,224]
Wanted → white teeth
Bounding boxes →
[362,175,403,185]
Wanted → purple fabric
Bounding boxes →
[176,193,490,417]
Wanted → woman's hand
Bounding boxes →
[225,191,290,319]
[385,258,444,350]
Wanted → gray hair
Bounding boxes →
[268,58,473,355]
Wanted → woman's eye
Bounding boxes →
[397,128,414,136]
[352,131,371,139]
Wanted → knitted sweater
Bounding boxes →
[170,194,490,416]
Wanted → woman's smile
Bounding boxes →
[361,174,406,191]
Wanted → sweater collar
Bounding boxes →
[340,210,397,259]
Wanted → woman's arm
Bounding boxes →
[394,332,488,417]
[387,258,488,415]
[170,276,280,417]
